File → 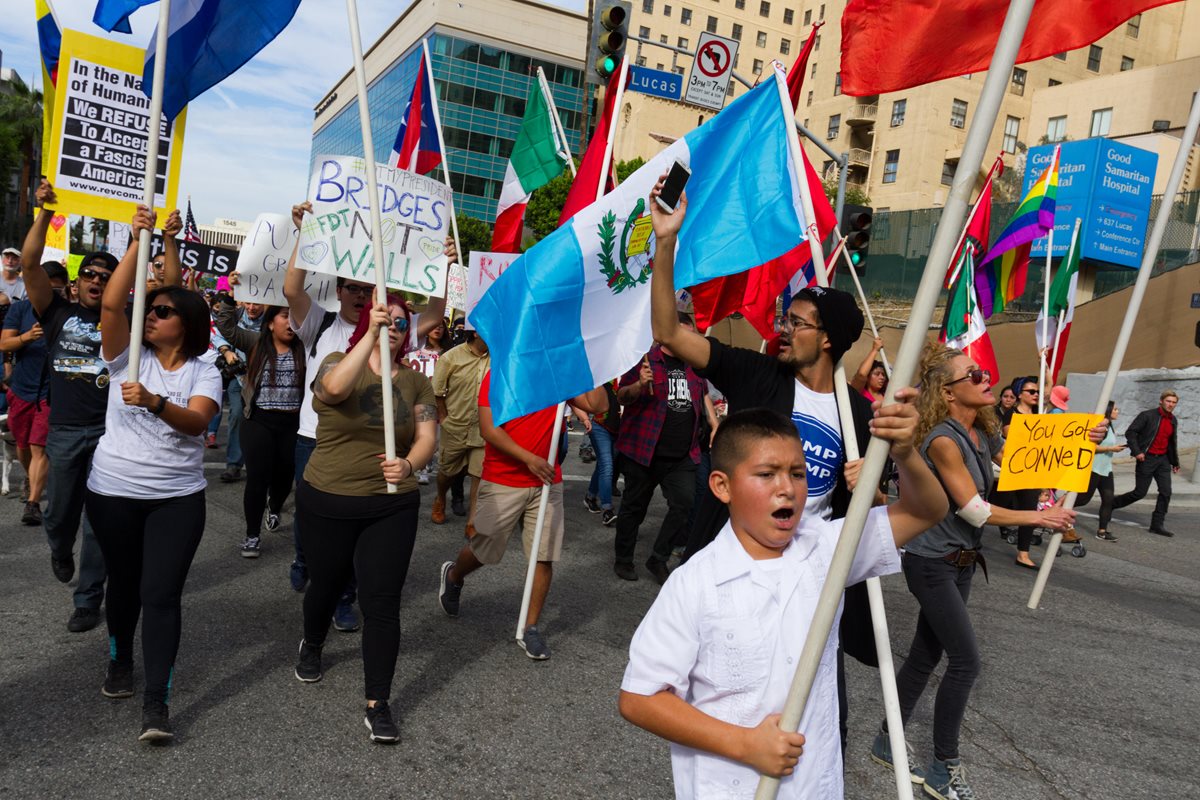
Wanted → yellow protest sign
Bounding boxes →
[43,211,70,264]
[45,29,186,222]
[998,413,1102,493]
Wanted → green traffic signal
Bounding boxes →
[850,251,862,266]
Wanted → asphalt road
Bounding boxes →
[2,428,1198,799]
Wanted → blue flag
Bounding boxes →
[93,0,155,34]
[470,73,807,425]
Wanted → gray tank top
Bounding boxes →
[905,419,1001,557]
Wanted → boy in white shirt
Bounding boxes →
[619,397,948,799]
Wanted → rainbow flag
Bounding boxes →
[36,0,61,175]
[975,147,1058,317]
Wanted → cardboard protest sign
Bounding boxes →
[46,30,186,222]
[998,413,1102,493]
[107,221,131,262]
[235,213,336,311]
[464,251,517,329]
[297,155,452,297]
[446,263,467,312]
[43,211,70,265]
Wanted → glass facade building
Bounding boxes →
[312,32,585,222]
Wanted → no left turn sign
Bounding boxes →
[685,32,739,111]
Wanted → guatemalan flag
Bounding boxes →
[471,71,809,424]
[94,0,302,121]
[390,58,443,175]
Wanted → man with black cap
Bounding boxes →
[20,180,182,632]
[647,179,882,751]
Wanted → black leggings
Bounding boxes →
[1075,471,1115,530]
[85,489,206,707]
[1012,488,1041,551]
[891,553,980,762]
[296,481,419,702]
[240,409,298,537]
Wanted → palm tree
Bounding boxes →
[0,75,45,242]
[89,218,110,249]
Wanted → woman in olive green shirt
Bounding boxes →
[293,297,436,744]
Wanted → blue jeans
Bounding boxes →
[225,378,244,467]
[294,434,355,604]
[43,424,107,609]
[587,426,616,510]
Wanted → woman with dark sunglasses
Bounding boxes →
[213,299,306,557]
[877,345,1075,798]
[292,292,437,744]
[83,205,223,743]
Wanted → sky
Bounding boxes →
[0,0,584,227]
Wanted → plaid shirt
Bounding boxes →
[616,345,706,467]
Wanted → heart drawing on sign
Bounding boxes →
[300,242,329,266]
[417,237,443,260]
[50,214,67,232]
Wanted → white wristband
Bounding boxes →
[956,493,991,528]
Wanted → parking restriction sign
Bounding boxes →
[685,32,739,111]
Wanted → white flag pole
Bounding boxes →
[345,0,397,494]
[1029,87,1200,609]
[421,38,463,266]
[944,158,1001,287]
[518,61,629,643]
[756,0,1039,795]
[595,59,631,200]
[1047,219,1081,381]
[537,67,577,178]
[128,0,172,382]
[1036,146,1061,412]
[773,67,911,800]
[839,237,891,376]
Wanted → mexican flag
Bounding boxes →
[942,247,1000,390]
[490,80,569,253]
[1036,220,1082,385]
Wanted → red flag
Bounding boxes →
[389,58,443,175]
[841,0,1180,96]
[944,157,1001,289]
[558,65,625,225]
[691,32,834,339]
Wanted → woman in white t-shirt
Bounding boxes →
[83,205,223,744]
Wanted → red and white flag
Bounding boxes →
[389,57,443,175]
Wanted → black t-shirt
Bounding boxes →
[38,294,109,427]
[654,354,694,461]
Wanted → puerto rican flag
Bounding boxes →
[390,58,443,175]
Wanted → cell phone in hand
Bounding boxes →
[655,159,692,214]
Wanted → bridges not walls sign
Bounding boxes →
[998,413,1102,493]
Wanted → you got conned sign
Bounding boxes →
[998,413,1103,493]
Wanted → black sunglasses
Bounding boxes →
[148,304,178,320]
[79,267,111,283]
[1021,388,1040,395]
[946,368,991,387]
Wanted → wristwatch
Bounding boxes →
[150,394,167,415]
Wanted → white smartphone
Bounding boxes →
[655,159,692,213]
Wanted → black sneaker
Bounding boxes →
[1096,530,1119,542]
[438,561,462,617]
[645,557,670,585]
[21,501,42,526]
[239,537,261,558]
[614,561,638,582]
[294,639,323,683]
[101,660,134,699]
[601,509,617,527]
[264,512,281,532]
[1148,526,1175,537]
[584,494,601,513]
[364,701,400,743]
[138,701,173,743]
[219,465,242,483]
[519,625,550,660]
[67,607,101,633]
[51,555,75,583]
[450,497,467,517]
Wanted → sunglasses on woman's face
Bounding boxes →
[392,316,410,333]
[946,368,990,387]
[147,304,178,320]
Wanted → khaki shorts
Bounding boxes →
[468,481,564,565]
[439,442,484,479]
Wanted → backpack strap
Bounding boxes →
[308,310,338,359]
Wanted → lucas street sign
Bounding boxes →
[628,65,683,101]
[685,32,738,111]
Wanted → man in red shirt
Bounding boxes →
[437,370,602,659]
[1112,390,1181,536]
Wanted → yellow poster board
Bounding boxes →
[43,211,70,264]
[45,29,186,222]
[998,413,1102,493]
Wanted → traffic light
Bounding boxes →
[840,204,873,270]
[591,1,631,83]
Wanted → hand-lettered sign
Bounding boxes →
[998,413,1102,493]
[465,251,517,330]
[234,213,336,311]
[446,262,468,312]
[297,155,452,297]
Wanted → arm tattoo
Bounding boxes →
[416,404,437,423]
[312,360,337,398]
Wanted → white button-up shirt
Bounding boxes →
[621,506,901,799]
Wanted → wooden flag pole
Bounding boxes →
[128,0,172,382]
[345,0,397,494]
[771,66,913,800]
[421,38,463,266]
[755,0,1039,795]
[1028,87,1200,610]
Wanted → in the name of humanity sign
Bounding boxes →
[297,155,453,298]
[1025,138,1157,269]
[46,29,186,221]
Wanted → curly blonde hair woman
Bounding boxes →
[873,343,1075,799]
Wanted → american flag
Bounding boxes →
[184,197,202,243]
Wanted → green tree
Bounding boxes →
[0,77,44,243]
[524,158,647,244]
[89,218,110,249]
[822,178,871,207]
[454,213,492,263]
[70,217,85,252]
[615,157,645,183]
